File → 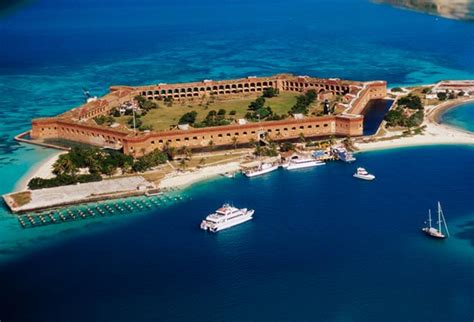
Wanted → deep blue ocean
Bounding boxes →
[0,1,473,321]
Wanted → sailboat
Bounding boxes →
[422,202,450,239]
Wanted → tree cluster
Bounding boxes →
[28,147,169,189]
[246,96,284,121]
[28,173,102,190]
[132,148,169,172]
[397,94,423,110]
[127,115,153,131]
[279,142,295,152]
[254,142,279,157]
[135,95,159,111]
[384,108,424,128]
[163,96,174,107]
[194,109,231,127]
[94,115,115,126]
[437,91,457,101]
[178,111,198,125]
[290,90,317,115]
[262,87,279,98]
[53,147,135,177]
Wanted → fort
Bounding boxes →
[30,74,387,157]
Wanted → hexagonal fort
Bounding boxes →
[30,74,387,156]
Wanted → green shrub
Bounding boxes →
[397,94,423,110]
[28,173,102,190]
[178,111,198,124]
[262,87,279,98]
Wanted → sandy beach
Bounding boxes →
[355,98,474,152]
[15,151,65,192]
[13,98,474,194]
[159,162,241,189]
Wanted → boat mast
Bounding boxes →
[437,202,442,233]
[428,209,432,228]
[438,202,450,237]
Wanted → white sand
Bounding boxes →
[356,100,474,152]
[13,98,474,195]
[159,162,241,189]
[15,151,66,192]
[356,122,474,152]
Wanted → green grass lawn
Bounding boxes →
[113,92,329,132]
[116,92,299,131]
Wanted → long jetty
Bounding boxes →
[17,193,184,229]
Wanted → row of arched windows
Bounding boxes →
[140,81,275,100]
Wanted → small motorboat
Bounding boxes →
[353,167,375,181]
[222,172,236,178]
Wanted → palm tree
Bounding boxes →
[208,140,215,151]
[268,142,278,156]
[163,142,176,160]
[199,158,206,167]
[53,154,76,176]
[299,132,306,144]
[120,161,132,174]
[342,137,354,151]
[185,148,192,160]
[178,146,191,159]
[167,147,177,160]
[179,159,187,170]
[231,136,238,149]
[249,138,257,148]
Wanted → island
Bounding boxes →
[3,75,474,219]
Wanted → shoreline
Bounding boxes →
[159,162,241,190]
[11,96,474,208]
[15,151,65,192]
[428,98,474,124]
[355,98,474,152]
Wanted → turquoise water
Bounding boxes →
[0,1,474,321]
[441,101,474,132]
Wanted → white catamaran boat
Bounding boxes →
[353,167,375,181]
[200,203,255,232]
[243,162,278,177]
[422,202,450,239]
[286,156,325,170]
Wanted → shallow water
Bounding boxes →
[0,1,474,321]
[441,101,474,132]
[374,0,474,21]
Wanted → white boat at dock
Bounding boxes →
[200,203,254,232]
[422,202,450,239]
[333,147,356,163]
[353,167,375,180]
[243,162,278,177]
[285,155,325,170]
